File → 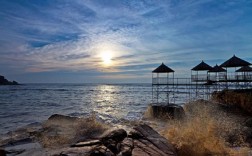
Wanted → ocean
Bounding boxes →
[0,83,156,134]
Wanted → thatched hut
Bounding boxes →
[220,55,251,81]
[191,61,212,82]
[152,63,174,84]
[235,66,252,81]
[208,64,227,81]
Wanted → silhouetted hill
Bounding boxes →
[0,75,19,85]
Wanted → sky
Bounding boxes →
[0,0,252,83]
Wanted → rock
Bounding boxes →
[128,130,143,139]
[245,118,252,127]
[101,129,127,143]
[118,138,133,156]
[150,104,185,119]
[90,145,114,156]
[48,114,78,121]
[100,129,127,154]
[0,75,19,85]
[71,140,101,147]
[58,146,95,156]
[4,149,25,155]
[54,124,177,156]
[130,124,177,156]
[0,149,6,156]
[0,138,33,148]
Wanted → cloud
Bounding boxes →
[0,0,252,82]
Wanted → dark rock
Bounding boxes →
[128,130,143,139]
[132,124,177,156]
[101,129,127,143]
[100,129,127,154]
[5,149,25,155]
[150,104,185,119]
[71,140,101,147]
[48,114,78,121]
[0,75,19,85]
[245,118,252,128]
[90,145,114,156]
[0,149,6,156]
[0,138,33,148]
[59,146,94,156]
[56,124,177,156]
[118,138,133,156]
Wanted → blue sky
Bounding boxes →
[0,0,252,83]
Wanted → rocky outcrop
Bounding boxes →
[0,114,177,156]
[149,104,185,119]
[212,89,252,115]
[59,124,177,156]
[0,75,18,85]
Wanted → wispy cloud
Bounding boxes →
[0,0,252,82]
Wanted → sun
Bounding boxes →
[101,51,112,66]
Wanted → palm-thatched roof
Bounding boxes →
[208,64,226,73]
[152,63,174,73]
[220,55,251,68]
[191,61,212,71]
[236,66,252,72]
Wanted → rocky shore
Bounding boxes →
[0,114,177,156]
[0,75,18,85]
[1,101,252,156]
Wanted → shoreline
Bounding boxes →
[1,99,252,155]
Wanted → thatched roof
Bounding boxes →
[208,64,226,73]
[236,66,252,72]
[220,55,251,68]
[152,63,174,73]
[191,61,212,71]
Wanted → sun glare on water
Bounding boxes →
[101,51,112,66]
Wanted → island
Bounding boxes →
[0,75,19,85]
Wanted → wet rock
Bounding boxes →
[58,146,94,156]
[118,138,133,156]
[48,114,78,121]
[100,129,127,154]
[101,129,127,143]
[128,130,143,139]
[150,104,185,119]
[5,149,25,155]
[0,138,33,148]
[131,124,177,156]
[245,118,252,127]
[71,140,101,147]
[0,149,6,156]
[90,145,114,156]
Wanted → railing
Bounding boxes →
[152,77,174,84]
[208,75,227,81]
[191,74,208,82]
[153,74,252,85]
[192,74,252,82]
[152,78,193,85]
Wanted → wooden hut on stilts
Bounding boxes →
[191,61,213,98]
[152,63,174,104]
[220,55,252,89]
[208,64,227,91]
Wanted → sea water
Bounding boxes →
[0,83,189,134]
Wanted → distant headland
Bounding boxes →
[0,75,19,85]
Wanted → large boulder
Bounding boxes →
[100,129,127,154]
[150,104,185,119]
[60,124,177,156]
[129,124,177,156]
[0,149,6,156]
